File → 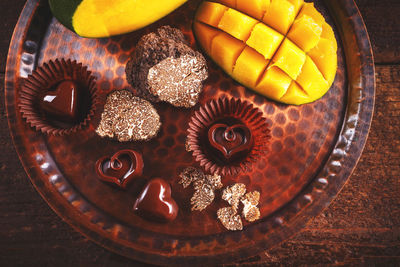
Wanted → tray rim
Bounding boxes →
[5,0,375,265]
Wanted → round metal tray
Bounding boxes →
[5,0,374,265]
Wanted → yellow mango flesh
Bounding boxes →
[193,22,219,54]
[246,23,283,60]
[256,66,292,99]
[287,15,322,52]
[236,0,270,20]
[211,32,246,73]
[72,0,187,37]
[233,47,269,87]
[308,38,337,84]
[262,0,298,35]
[271,39,306,80]
[218,8,258,41]
[196,1,227,27]
[296,56,329,100]
[280,82,310,105]
[193,0,337,105]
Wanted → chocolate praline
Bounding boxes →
[133,178,178,222]
[187,97,271,175]
[19,59,98,135]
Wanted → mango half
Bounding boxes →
[48,0,187,38]
[193,0,338,105]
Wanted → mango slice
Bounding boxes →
[246,23,284,60]
[233,47,269,87]
[49,0,188,38]
[280,82,310,105]
[196,1,227,27]
[262,0,298,35]
[287,15,322,52]
[296,56,329,100]
[218,8,258,41]
[271,39,306,80]
[193,0,338,105]
[236,0,270,20]
[256,66,292,99]
[211,32,246,73]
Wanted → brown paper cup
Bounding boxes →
[19,59,99,135]
[187,97,270,176]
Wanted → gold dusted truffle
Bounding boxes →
[96,90,161,142]
[147,54,208,108]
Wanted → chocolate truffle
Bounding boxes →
[96,90,161,142]
[125,25,208,107]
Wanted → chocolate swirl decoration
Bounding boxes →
[208,123,253,161]
[95,149,144,189]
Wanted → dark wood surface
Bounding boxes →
[1,0,399,266]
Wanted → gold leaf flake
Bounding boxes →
[217,207,243,231]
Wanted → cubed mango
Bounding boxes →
[218,8,258,41]
[296,56,329,99]
[280,81,310,105]
[196,1,227,27]
[271,39,306,80]
[263,0,297,35]
[236,0,270,20]
[255,66,292,99]
[233,47,269,87]
[211,32,245,73]
[246,23,283,60]
[193,22,220,54]
[287,15,322,52]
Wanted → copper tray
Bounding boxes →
[5,0,374,265]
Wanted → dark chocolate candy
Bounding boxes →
[95,149,144,189]
[40,80,79,122]
[133,178,178,222]
[208,123,253,162]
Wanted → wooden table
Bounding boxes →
[1,0,399,265]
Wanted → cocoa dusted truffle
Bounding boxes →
[125,25,208,108]
[96,90,161,142]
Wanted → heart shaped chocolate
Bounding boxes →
[40,80,79,122]
[95,149,144,189]
[208,123,253,160]
[133,178,178,222]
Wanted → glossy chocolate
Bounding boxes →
[208,123,253,161]
[95,149,144,189]
[133,178,178,222]
[40,80,79,122]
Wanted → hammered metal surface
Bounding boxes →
[5,0,374,265]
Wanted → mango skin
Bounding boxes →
[193,0,338,105]
[48,0,187,38]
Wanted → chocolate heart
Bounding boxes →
[208,123,253,160]
[95,149,144,189]
[133,178,178,222]
[40,80,79,122]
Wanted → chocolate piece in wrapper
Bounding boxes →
[222,183,246,211]
[179,167,222,211]
[187,97,270,175]
[125,25,208,107]
[217,207,243,231]
[241,191,261,222]
[19,59,98,135]
[96,90,161,142]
